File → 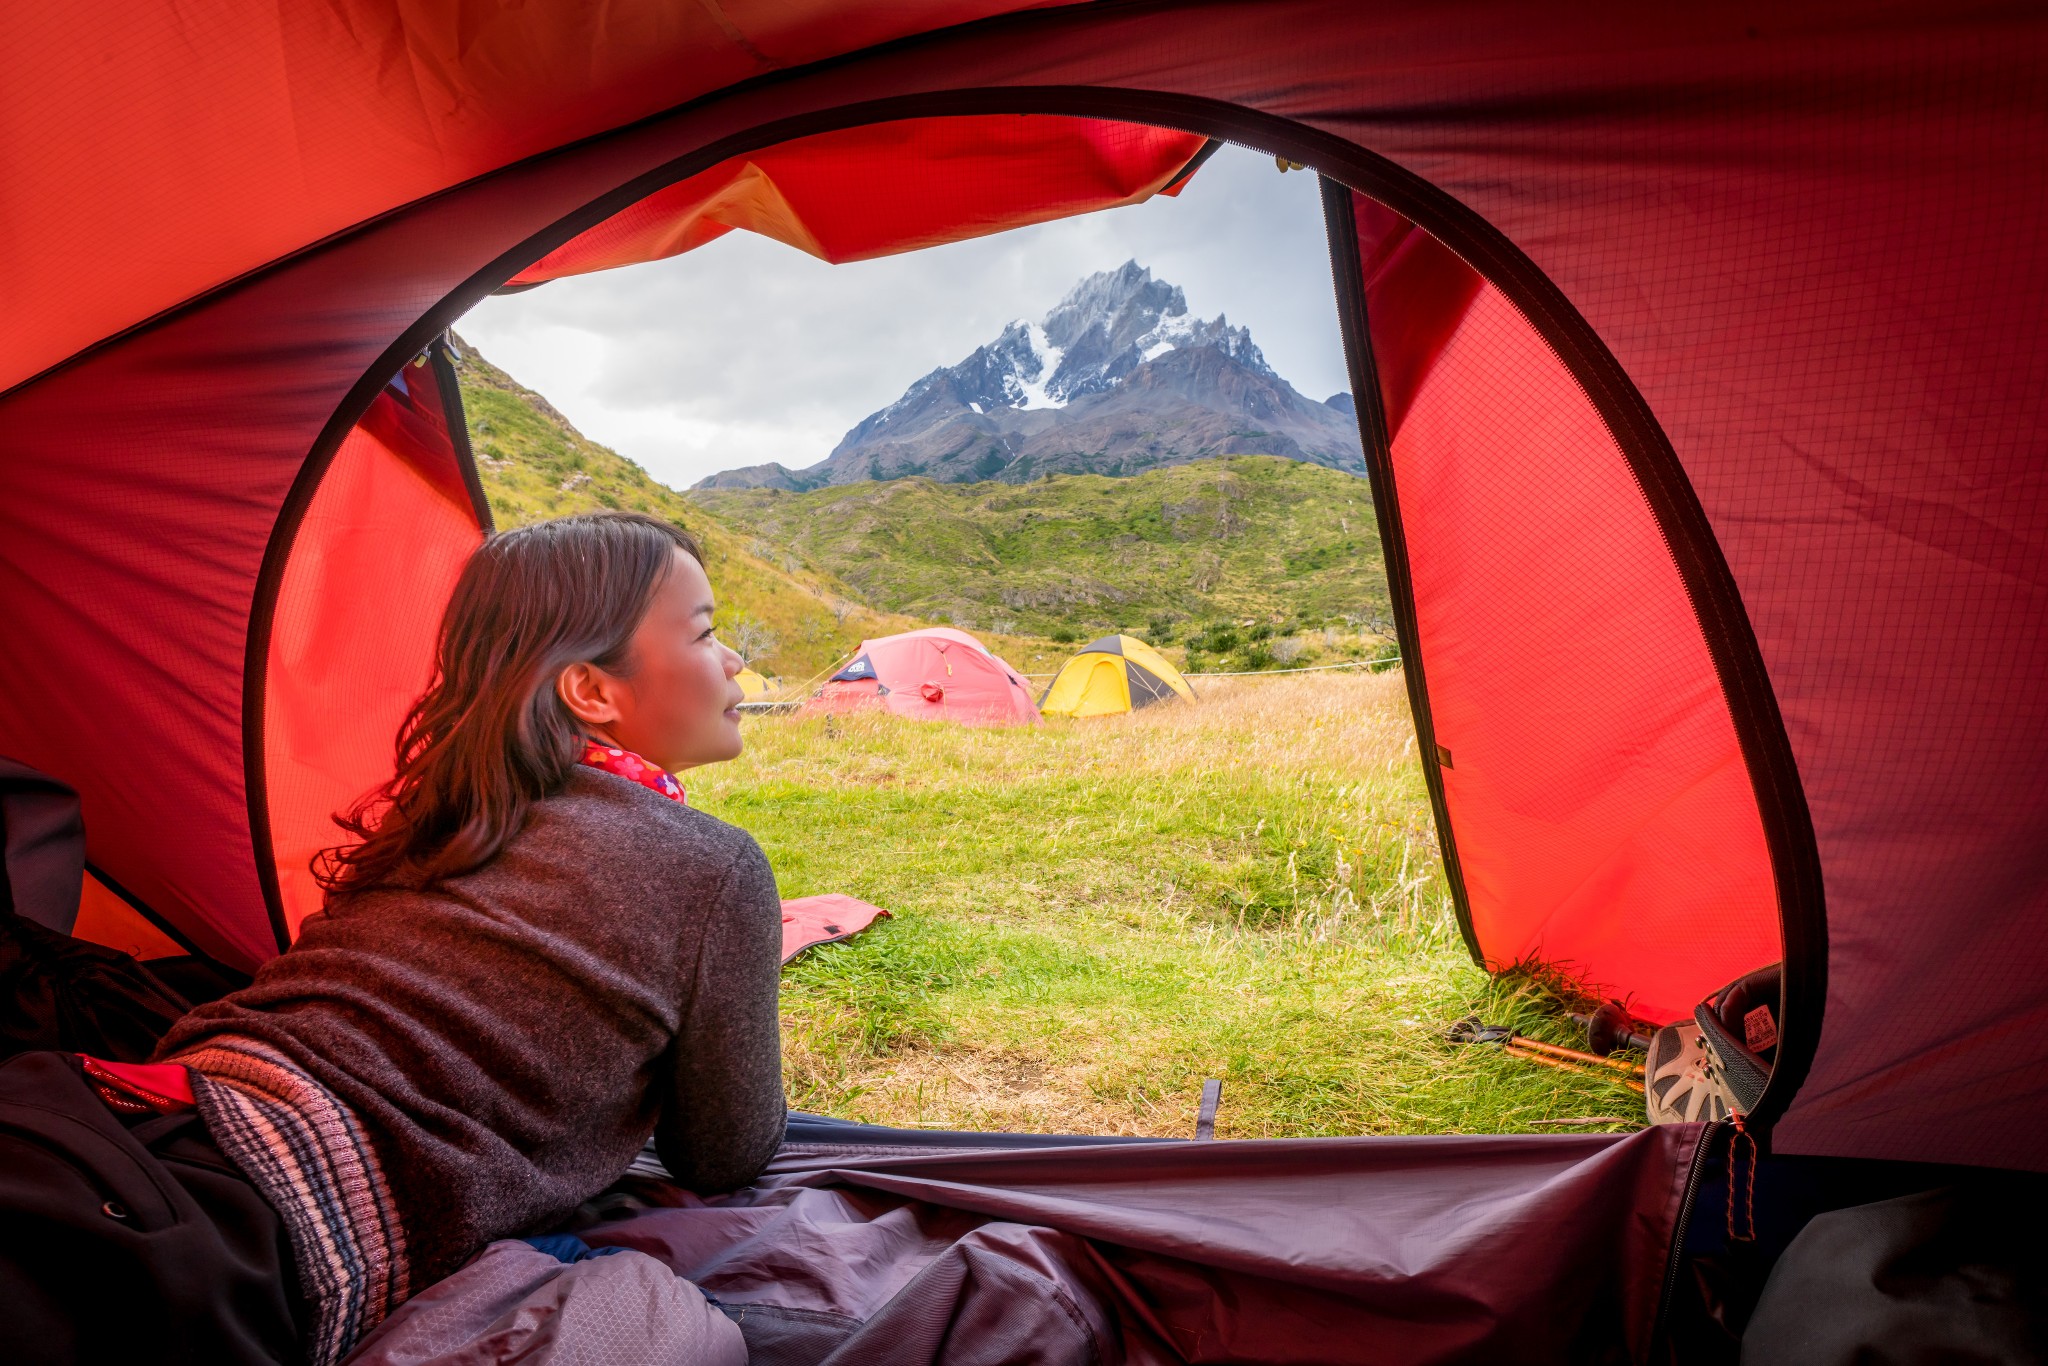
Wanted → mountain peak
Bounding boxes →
[1042,261,1183,348]
[696,263,1361,491]
[999,262,1269,411]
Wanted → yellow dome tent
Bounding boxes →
[1039,635,1196,717]
[736,667,773,701]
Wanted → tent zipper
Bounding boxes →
[1652,1119,1726,1354]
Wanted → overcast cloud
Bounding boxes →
[456,144,1349,490]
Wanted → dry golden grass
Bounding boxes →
[690,670,1646,1138]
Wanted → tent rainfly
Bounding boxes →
[800,627,1041,727]
[3,3,2045,1360]
[1039,635,1195,717]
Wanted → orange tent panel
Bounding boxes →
[264,353,487,944]
[510,117,1208,283]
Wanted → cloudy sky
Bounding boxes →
[456,144,1349,490]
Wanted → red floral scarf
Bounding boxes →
[579,740,685,804]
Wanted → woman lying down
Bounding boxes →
[158,511,778,1364]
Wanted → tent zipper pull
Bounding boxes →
[1726,1112,1757,1243]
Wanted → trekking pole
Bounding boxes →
[1502,1042,1646,1093]
[1445,1015,1647,1090]
[1507,1035,1644,1076]
[1569,1000,1656,1057]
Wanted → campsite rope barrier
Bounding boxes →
[753,644,1400,698]
[743,648,855,707]
[758,644,1400,690]
[1017,657,1401,680]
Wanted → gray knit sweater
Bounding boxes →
[158,766,787,1286]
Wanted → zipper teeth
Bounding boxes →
[1653,1119,1726,1351]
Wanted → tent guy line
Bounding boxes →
[1016,657,1400,680]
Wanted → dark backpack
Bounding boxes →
[0,1049,303,1364]
[0,759,300,1362]
[0,755,203,1062]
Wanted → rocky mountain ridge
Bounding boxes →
[697,261,1364,490]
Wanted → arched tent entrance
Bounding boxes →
[3,4,2044,1356]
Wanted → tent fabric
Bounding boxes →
[264,348,489,945]
[509,116,1208,284]
[0,3,2042,1171]
[346,1121,1704,1364]
[1337,196,1776,1026]
[73,874,187,964]
[1039,635,1195,718]
[575,1121,1706,1365]
[803,629,1041,727]
[735,668,773,701]
[0,0,1079,394]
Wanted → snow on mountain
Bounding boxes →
[972,260,1278,410]
[697,262,1361,490]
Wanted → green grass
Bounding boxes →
[687,457,1391,642]
[690,672,1645,1139]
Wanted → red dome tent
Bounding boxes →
[802,628,1043,727]
[2,2,2043,1358]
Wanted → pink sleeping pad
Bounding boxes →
[779,894,890,964]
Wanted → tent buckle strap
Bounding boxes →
[1194,1079,1223,1140]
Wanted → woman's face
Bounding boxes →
[561,549,745,772]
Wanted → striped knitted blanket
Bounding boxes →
[171,1038,410,1366]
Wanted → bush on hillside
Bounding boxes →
[1049,625,1079,644]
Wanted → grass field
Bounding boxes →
[689,670,1646,1139]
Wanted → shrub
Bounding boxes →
[1049,625,1079,644]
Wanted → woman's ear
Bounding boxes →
[556,662,623,728]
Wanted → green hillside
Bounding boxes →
[451,335,924,681]
[687,458,1391,644]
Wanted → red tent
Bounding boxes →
[3,2,2044,1358]
[802,628,1042,727]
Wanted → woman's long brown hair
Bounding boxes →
[315,511,703,901]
